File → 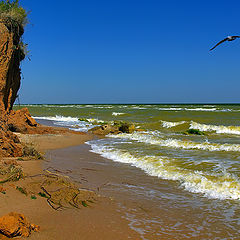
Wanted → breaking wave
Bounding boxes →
[33,115,94,132]
[161,120,186,128]
[109,132,240,152]
[157,107,235,112]
[87,141,240,200]
[112,112,126,116]
[34,115,79,122]
[190,122,240,135]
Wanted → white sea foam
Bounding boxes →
[85,118,105,123]
[185,108,217,111]
[80,105,113,109]
[130,106,147,110]
[112,112,126,116]
[34,115,79,122]
[93,106,113,109]
[190,121,240,135]
[157,107,233,112]
[158,107,184,111]
[157,107,217,111]
[161,120,186,128]
[33,115,94,132]
[109,132,240,152]
[87,141,240,200]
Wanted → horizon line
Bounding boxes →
[14,103,240,105]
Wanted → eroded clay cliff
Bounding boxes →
[0,19,24,115]
[0,18,25,157]
[0,18,82,158]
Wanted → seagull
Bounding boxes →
[210,36,240,51]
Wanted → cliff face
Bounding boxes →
[0,19,24,157]
[0,19,70,157]
[0,20,24,115]
[0,19,36,157]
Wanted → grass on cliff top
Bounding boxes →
[0,0,28,26]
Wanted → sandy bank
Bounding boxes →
[0,132,141,240]
[17,132,93,152]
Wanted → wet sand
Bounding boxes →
[0,132,143,240]
[43,141,238,240]
[44,144,162,240]
[1,129,237,239]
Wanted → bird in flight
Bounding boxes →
[210,36,240,51]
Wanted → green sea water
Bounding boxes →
[16,104,240,200]
[16,104,240,239]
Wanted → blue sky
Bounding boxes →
[19,0,240,104]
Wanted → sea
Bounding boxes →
[15,104,240,239]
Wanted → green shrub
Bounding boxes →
[0,0,28,26]
[16,186,27,195]
[31,195,37,200]
[0,1,29,60]
[38,192,48,198]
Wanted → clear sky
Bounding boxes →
[19,0,240,104]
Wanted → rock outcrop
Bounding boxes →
[0,19,61,157]
[0,18,87,158]
[0,19,24,115]
[89,122,135,135]
[0,18,26,157]
[0,212,39,238]
[7,108,38,133]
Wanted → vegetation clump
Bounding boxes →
[0,0,28,26]
[0,163,23,183]
[183,129,205,135]
[23,146,42,159]
[27,170,96,210]
[16,186,27,195]
[38,192,47,198]
[0,0,29,58]
[31,195,37,200]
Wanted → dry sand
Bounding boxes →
[0,132,142,240]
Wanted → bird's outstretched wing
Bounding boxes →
[209,38,228,51]
[232,36,240,38]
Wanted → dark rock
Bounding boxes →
[184,129,205,135]
[89,121,135,135]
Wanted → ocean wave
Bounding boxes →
[33,115,94,132]
[83,118,105,124]
[157,107,233,112]
[186,108,217,111]
[112,112,126,116]
[34,115,79,122]
[130,106,147,110]
[158,107,184,111]
[87,141,240,200]
[109,132,240,152]
[157,107,217,111]
[190,121,240,135]
[161,120,186,128]
[79,105,113,109]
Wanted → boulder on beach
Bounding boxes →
[7,108,38,133]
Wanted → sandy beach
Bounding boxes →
[0,1,239,239]
[1,106,240,239]
[0,132,146,240]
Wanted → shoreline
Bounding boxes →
[2,112,238,239]
[0,130,145,239]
